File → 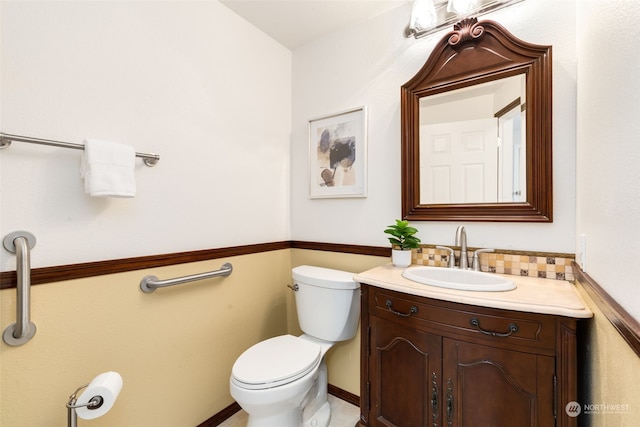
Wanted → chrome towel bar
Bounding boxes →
[0,132,160,166]
[140,263,233,293]
[3,231,37,346]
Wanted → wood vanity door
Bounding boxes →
[442,338,556,427]
[368,316,441,427]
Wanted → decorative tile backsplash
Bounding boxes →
[413,246,575,282]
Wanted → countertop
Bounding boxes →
[354,264,593,319]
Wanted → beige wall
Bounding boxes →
[575,284,640,427]
[0,249,386,426]
[3,248,639,427]
[0,250,292,427]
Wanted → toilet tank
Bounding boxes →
[292,265,360,342]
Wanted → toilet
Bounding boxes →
[229,265,360,427]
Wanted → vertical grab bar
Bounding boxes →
[3,231,37,346]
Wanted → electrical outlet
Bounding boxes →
[577,234,586,272]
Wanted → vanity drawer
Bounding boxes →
[370,287,557,350]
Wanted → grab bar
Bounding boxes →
[140,263,233,293]
[0,132,160,166]
[3,231,37,346]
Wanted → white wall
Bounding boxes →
[3,0,636,326]
[576,0,640,320]
[291,0,577,253]
[0,0,291,270]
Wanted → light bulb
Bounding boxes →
[409,0,437,32]
[447,0,480,14]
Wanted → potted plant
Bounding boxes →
[384,219,421,267]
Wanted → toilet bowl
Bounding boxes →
[229,266,360,427]
[230,334,332,427]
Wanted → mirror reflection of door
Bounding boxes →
[418,74,526,205]
[420,119,496,203]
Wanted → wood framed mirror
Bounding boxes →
[401,18,552,222]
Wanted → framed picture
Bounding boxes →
[308,106,367,198]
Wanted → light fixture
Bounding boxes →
[405,0,525,39]
[447,0,480,14]
[408,0,438,33]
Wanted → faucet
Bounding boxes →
[455,226,469,269]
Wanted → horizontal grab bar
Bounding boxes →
[0,132,160,166]
[140,263,232,293]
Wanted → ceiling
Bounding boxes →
[219,0,409,50]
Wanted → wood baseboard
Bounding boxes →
[328,384,360,407]
[196,402,241,427]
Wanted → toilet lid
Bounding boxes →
[232,335,321,390]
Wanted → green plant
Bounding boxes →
[384,219,421,250]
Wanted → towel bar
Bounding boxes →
[140,263,233,293]
[0,132,160,166]
[3,231,37,346]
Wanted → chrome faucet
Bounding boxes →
[455,226,469,269]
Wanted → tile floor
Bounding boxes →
[217,395,360,427]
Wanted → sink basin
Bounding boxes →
[402,267,515,292]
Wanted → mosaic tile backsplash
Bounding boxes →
[412,246,575,282]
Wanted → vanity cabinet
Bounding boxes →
[358,284,579,427]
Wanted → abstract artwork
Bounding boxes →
[308,107,367,198]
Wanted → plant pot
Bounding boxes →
[392,249,412,268]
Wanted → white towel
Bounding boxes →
[80,139,136,197]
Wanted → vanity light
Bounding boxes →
[405,0,525,39]
[447,0,479,14]
[409,0,438,33]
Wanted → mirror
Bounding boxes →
[420,74,526,204]
[402,18,552,222]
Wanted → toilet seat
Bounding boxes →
[232,335,321,390]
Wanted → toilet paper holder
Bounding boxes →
[66,371,123,427]
[66,384,102,427]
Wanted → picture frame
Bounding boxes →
[308,106,367,198]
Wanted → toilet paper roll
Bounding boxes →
[75,371,123,420]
